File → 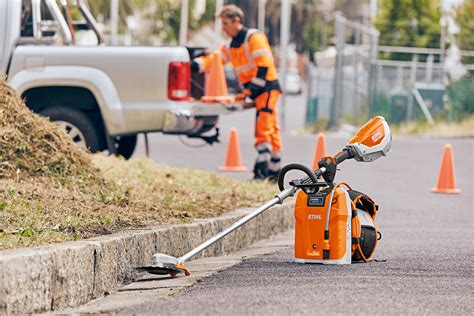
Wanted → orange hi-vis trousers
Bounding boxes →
[254,90,282,153]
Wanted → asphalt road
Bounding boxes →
[121,131,473,314]
[71,93,473,314]
[132,93,309,179]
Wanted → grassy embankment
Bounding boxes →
[0,79,275,250]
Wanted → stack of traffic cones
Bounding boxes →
[312,133,328,170]
[219,128,248,172]
[432,144,461,194]
[201,51,233,103]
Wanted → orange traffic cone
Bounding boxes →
[201,51,233,103]
[432,144,461,194]
[312,133,328,170]
[219,128,248,172]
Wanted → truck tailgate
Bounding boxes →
[185,100,250,115]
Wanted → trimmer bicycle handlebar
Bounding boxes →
[277,148,355,192]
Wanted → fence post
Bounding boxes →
[330,13,345,129]
[352,28,361,125]
[367,29,379,118]
[396,65,403,88]
[407,54,418,122]
[426,54,434,83]
[305,63,318,126]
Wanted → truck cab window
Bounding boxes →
[20,0,62,44]
[20,0,33,37]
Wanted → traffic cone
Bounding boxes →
[201,51,233,103]
[432,144,461,194]
[219,128,248,172]
[312,133,328,170]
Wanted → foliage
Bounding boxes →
[447,75,474,118]
[229,0,331,58]
[375,0,442,61]
[454,0,474,64]
[373,92,392,122]
[85,0,217,44]
[84,0,332,57]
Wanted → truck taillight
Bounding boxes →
[168,62,191,101]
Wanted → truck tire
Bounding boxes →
[40,107,104,153]
[113,135,137,159]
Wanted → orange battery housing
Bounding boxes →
[294,186,352,264]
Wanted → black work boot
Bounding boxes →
[267,153,282,182]
[253,161,269,180]
[253,142,272,180]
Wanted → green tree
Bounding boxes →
[375,0,442,61]
[454,0,474,64]
[229,0,330,59]
[85,0,216,44]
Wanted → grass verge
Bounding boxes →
[0,78,276,250]
[0,155,276,250]
[391,115,474,137]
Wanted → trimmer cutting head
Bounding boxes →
[137,253,190,276]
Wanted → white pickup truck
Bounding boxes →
[1,0,241,158]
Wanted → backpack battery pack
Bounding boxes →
[294,183,378,264]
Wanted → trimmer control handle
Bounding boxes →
[334,147,355,164]
[277,163,319,192]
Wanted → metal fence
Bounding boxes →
[307,14,378,129]
[306,16,474,129]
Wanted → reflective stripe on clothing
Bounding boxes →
[235,64,254,73]
[242,29,259,70]
[256,142,272,163]
[268,153,282,172]
[251,77,266,87]
[252,49,272,58]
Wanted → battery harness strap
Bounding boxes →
[347,189,379,262]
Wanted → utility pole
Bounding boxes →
[370,0,378,24]
[110,0,119,45]
[440,15,446,64]
[330,13,345,129]
[215,0,224,37]
[279,0,291,132]
[179,0,189,46]
[258,0,266,31]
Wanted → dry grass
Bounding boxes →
[391,116,474,137]
[0,78,102,184]
[0,79,276,250]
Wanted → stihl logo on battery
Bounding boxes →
[371,130,383,142]
[308,214,322,220]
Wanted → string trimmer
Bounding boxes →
[138,116,391,275]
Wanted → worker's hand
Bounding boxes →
[235,93,246,102]
[235,89,252,102]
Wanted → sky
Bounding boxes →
[441,0,464,10]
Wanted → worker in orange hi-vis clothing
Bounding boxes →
[191,4,283,181]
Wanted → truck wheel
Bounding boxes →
[40,107,103,153]
[113,135,137,160]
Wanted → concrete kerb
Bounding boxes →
[0,200,295,315]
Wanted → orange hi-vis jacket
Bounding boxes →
[196,28,281,99]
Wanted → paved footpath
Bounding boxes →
[59,134,474,315]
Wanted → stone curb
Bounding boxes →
[0,201,294,315]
